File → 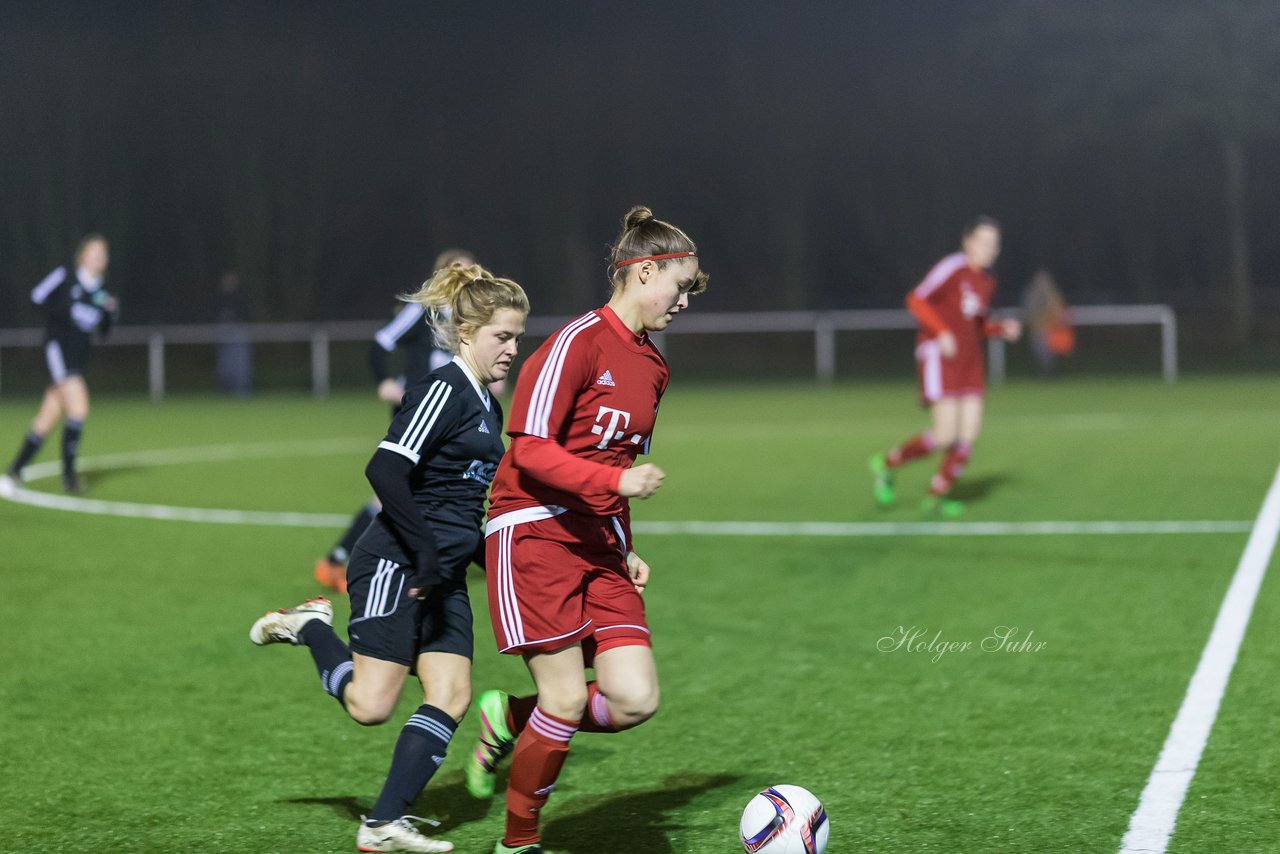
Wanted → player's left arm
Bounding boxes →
[983,316,1022,341]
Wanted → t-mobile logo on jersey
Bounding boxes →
[591,405,644,449]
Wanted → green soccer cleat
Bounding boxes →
[869,453,895,507]
[467,690,516,799]
[921,495,964,519]
[492,844,543,854]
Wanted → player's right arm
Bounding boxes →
[907,255,962,358]
[364,377,460,595]
[31,267,66,306]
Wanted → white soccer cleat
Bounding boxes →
[357,816,454,853]
[249,597,333,646]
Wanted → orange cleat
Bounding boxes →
[313,558,348,594]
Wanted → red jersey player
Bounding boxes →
[466,206,707,854]
[869,217,1021,517]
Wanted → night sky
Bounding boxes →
[2,1,1277,336]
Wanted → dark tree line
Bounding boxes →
[1,1,1277,340]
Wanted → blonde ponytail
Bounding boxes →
[401,264,529,353]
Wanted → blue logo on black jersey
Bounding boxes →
[462,460,497,486]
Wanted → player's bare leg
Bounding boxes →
[6,387,63,483]
[588,644,659,730]
[957,394,984,446]
[32,386,65,434]
[872,400,954,508]
[923,395,981,517]
[344,654,411,725]
[492,645,586,850]
[358,651,468,853]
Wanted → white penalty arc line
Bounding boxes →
[0,439,1255,536]
[0,487,1253,536]
[1118,463,1280,854]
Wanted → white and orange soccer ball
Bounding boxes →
[739,785,829,854]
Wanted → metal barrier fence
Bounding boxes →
[0,305,1176,401]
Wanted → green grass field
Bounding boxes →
[2,376,1279,853]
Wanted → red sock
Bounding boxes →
[503,707,577,846]
[929,443,972,496]
[887,432,935,467]
[578,681,620,733]
[507,694,537,734]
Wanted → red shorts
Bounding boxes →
[485,506,651,659]
[916,339,985,405]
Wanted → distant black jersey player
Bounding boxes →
[6,234,118,493]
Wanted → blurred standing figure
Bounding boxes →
[5,234,118,493]
[215,271,253,396]
[1022,268,1073,377]
[313,248,475,593]
[868,217,1021,518]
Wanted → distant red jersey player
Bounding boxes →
[869,217,1021,517]
[468,206,708,854]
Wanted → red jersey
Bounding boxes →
[907,252,998,356]
[488,305,669,531]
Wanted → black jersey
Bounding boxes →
[31,265,116,344]
[369,303,447,384]
[357,358,505,580]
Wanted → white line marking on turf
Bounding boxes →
[3,485,351,527]
[1118,463,1280,854]
[632,520,1251,537]
[0,440,1255,536]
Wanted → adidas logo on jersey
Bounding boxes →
[596,370,616,387]
[478,420,490,433]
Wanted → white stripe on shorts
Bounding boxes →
[917,339,943,403]
[45,340,67,383]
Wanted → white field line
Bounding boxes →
[1118,463,1280,854]
[632,520,1251,537]
[0,440,1254,535]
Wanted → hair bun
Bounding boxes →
[624,205,654,230]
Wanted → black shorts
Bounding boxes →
[45,336,89,384]
[345,545,475,666]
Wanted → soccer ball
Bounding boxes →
[739,785,829,853]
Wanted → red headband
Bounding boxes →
[615,251,697,268]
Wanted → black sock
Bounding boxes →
[298,619,353,706]
[9,431,44,474]
[61,419,83,480]
[330,501,378,563]
[369,704,457,821]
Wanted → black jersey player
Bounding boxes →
[5,234,118,493]
[313,248,475,593]
[251,262,528,854]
